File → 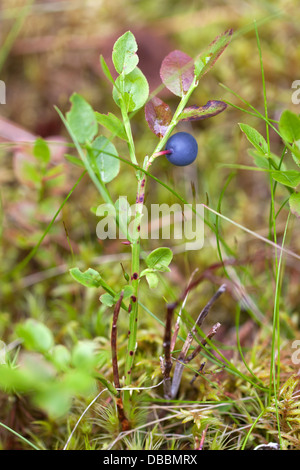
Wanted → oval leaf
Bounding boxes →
[160,50,194,97]
[100,293,115,307]
[72,341,98,371]
[113,67,149,112]
[146,272,159,289]
[95,112,128,141]
[69,267,102,288]
[279,110,300,143]
[239,123,268,154]
[289,192,300,218]
[16,319,54,354]
[33,137,51,164]
[180,100,227,121]
[66,93,98,144]
[146,247,173,271]
[145,97,172,137]
[112,31,139,75]
[51,345,71,372]
[88,136,120,183]
[271,170,300,188]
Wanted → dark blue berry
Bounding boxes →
[165,132,198,166]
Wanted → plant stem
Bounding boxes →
[149,77,199,165]
[123,175,145,408]
[120,91,143,407]
[123,76,199,406]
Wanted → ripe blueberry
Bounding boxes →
[165,132,198,166]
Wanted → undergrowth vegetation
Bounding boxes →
[0,0,299,451]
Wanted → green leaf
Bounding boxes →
[95,112,128,141]
[112,31,139,75]
[0,365,34,392]
[95,373,118,396]
[66,93,98,144]
[145,247,173,271]
[289,192,300,218]
[56,106,112,204]
[113,67,149,112]
[146,272,159,289]
[239,123,268,153]
[34,370,95,418]
[248,149,287,170]
[279,110,300,143]
[16,319,54,354]
[100,286,133,307]
[44,164,64,180]
[64,154,85,168]
[33,137,51,165]
[69,267,103,288]
[71,341,98,371]
[100,55,115,85]
[34,386,72,419]
[87,136,120,183]
[271,170,300,188]
[292,141,300,166]
[99,293,115,307]
[123,285,134,299]
[50,345,71,372]
[115,196,131,227]
[22,161,41,185]
[61,369,96,394]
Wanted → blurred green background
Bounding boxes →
[0,0,300,449]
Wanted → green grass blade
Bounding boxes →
[0,421,41,450]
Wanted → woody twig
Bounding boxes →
[189,322,221,385]
[170,268,199,353]
[161,301,177,399]
[161,283,226,400]
[111,292,130,431]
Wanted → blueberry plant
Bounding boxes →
[1,24,300,449]
[57,29,232,423]
[0,29,232,431]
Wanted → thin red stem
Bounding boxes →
[152,149,172,157]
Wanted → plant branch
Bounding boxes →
[161,302,177,399]
[186,321,221,364]
[111,291,130,432]
[170,268,199,353]
[170,284,226,399]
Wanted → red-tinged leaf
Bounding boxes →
[145,97,172,137]
[160,50,194,97]
[179,100,227,121]
[195,29,233,79]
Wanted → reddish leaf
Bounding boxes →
[195,29,233,79]
[145,97,172,137]
[179,100,227,121]
[160,50,194,97]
